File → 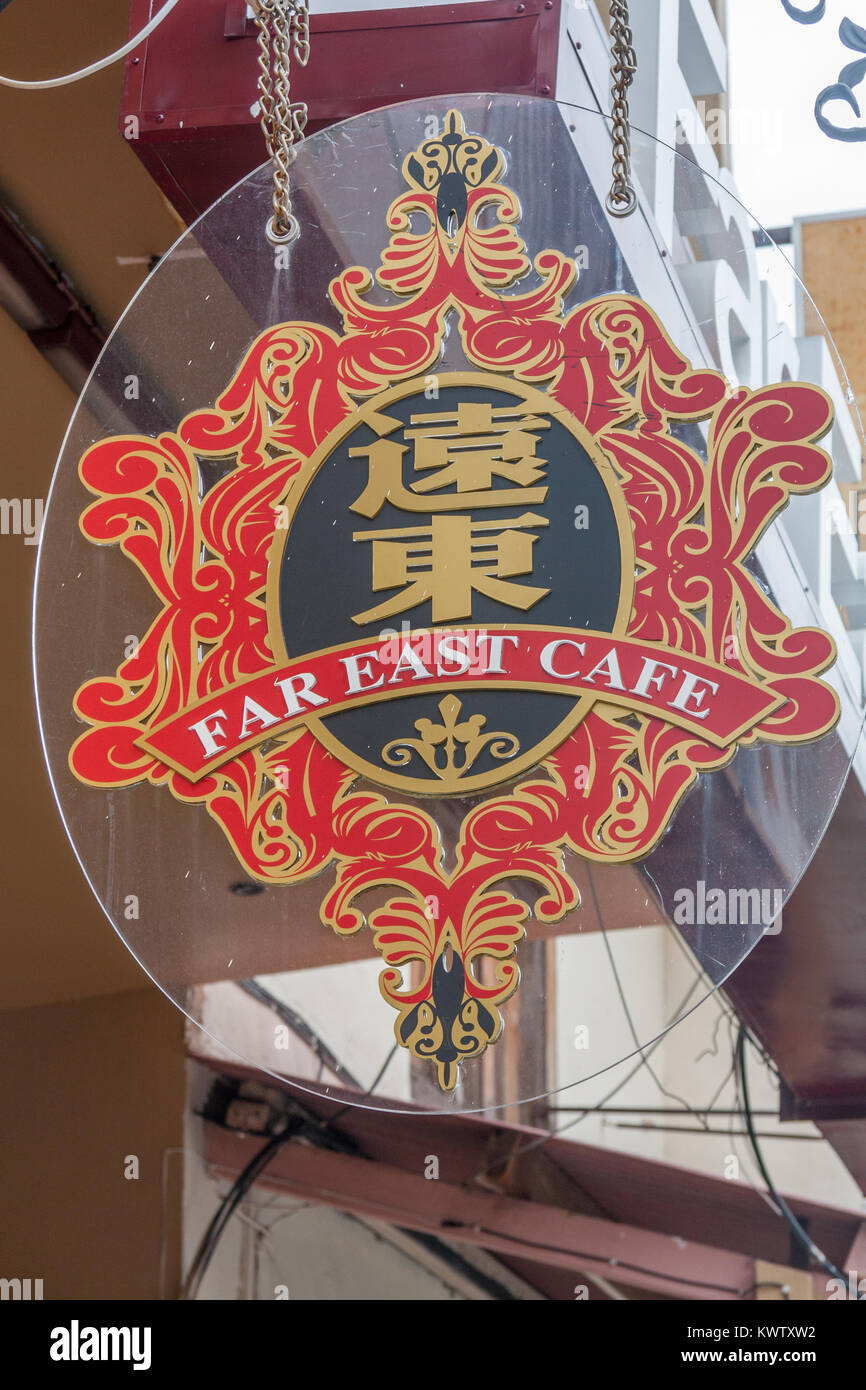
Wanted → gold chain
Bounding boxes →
[606,0,637,218]
[251,0,310,245]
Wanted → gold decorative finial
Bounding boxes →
[382,694,519,780]
[403,110,503,232]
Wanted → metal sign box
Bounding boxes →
[120,0,561,221]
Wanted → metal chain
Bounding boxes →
[251,0,310,246]
[605,0,637,218]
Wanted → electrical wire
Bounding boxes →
[694,1004,729,1066]
[589,872,706,1122]
[478,866,789,1198]
[238,978,364,1091]
[324,1043,398,1127]
[180,1120,301,1301]
[472,968,707,1182]
[727,1014,782,1217]
[529,890,720,1152]
[183,1021,808,1304]
[0,0,183,89]
[609,1121,823,1140]
[236,1200,314,1298]
[470,901,810,1287]
[736,1025,861,1296]
[181,1041,398,1299]
[188,918,847,1301]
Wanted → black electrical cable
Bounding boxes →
[589,871,708,1121]
[238,978,364,1091]
[181,1042,399,1299]
[473,967,708,1182]
[736,1024,861,1297]
[325,1043,398,1127]
[183,1033,804,1304]
[181,1120,302,1301]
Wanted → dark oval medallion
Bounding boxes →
[268,372,634,795]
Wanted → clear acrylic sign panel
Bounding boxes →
[34,95,866,1113]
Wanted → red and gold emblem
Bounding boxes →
[69,111,839,1089]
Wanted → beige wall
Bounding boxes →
[0,0,181,328]
[0,989,185,1299]
[0,307,144,1012]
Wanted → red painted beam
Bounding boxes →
[0,206,104,383]
[193,1053,863,1272]
[205,1120,763,1300]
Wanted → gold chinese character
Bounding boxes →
[351,512,549,625]
[349,400,550,517]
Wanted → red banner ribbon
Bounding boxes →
[137,627,784,781]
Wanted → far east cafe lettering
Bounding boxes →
[169,634,756,777]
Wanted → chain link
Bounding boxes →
[605,0,637,218]
[251,0,310,245]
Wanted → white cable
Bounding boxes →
[0,0,184,90]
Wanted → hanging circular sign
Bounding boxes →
[35,95,864,1109]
